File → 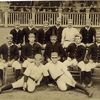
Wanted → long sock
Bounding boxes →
[75,83,89,95]
[1,84,13,91]
[86,71,92,84]
[15,69,21,80]
[0,69,3,81]
[81,71,85,83]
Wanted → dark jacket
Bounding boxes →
[10,28,23,44]
[21,43,42,60]
[88,43,100,62]
[0,44,19,61]
[66,43,86,62]
[80,27,96,44]
[44,42,66,61]
[22,27,37,43]
[50,26,63,43]
[37,28,51,44]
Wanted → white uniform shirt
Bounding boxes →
[45,61,76,87]
[24,63,45,81]
[45,61,68,79]
[61,27,79,44]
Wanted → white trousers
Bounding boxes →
[78,61,96,72]
[12,76,36,92]
[56,73,76,91]
[0,61,21,70]
[62,41,72,48]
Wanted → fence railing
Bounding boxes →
[0,11,100,27]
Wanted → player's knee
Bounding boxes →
[27,86,35,93]
[58,85,67,91]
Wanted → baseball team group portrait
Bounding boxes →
[0,0,100,100]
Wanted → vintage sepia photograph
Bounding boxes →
[0,0,100,100]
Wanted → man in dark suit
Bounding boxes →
[44,35,66,63]
[10,21,23,49]
[22,19,37,44]
[0,34,22,83]
[50,17,63,43]
[37,21,51,46]
[63,35,86,71]
[21,33,42,72]
[80,19,96,45]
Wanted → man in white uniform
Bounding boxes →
[61,19,79,48]
[0,53,45,93]
[44,51,93,97]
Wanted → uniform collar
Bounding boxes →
[75,43,85,46]
[7,43,13,47]
[28,26,33,30]
[85,26,90,30]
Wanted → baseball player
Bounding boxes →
[0,53,45,93]
[44,35,66,63]
[61,19,79,48]
[0,34,21,81]
[10,21,23,49]
[82,37,100,87]
[22,19,38,44]
[63,35,86,71]
[21,33,42,72]
[44,51,93,97]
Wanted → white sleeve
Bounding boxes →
[74,28,79,35]
[24,66,31,76]
[61,28,66,44]
[42,65,49,77]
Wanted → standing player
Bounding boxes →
[44,51,93,97]
[21,33,42,72]
[0,53,45,93]
[0,34,21,81]
[80,19,96,45]
[50,17,63,43]
[22,19,37,44]
[10,21,23,49]
[37,21,51,46]
[61,19,79,48]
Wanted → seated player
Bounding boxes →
[44,35,66,63]
[63,35,86,71]
[21,33,42,72]
[0,53,45,93]
[44,51,93,97]
[82,37,100,87]
[88,37,100,67]
[0,34,21,82]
